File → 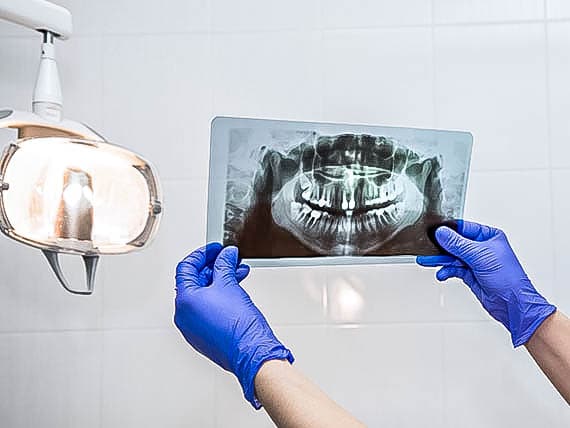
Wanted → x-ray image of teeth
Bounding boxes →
[207,117,472,262]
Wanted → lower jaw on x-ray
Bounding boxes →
[207,117,472,265]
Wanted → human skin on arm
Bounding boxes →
[417,220,569,402]
[525,310,570,404]
[174,243,365,426]
[255,359,366,428]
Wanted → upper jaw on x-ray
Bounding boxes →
[226,131,445,257]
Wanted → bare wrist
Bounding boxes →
[526,309,558,348]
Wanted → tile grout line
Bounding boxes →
[431,3,448,425]
[206,3,221,426]
[98,325,105,428]
[96,30,106,428]
[430,3,438,129]
[99,30,108,428]
[0,319,496,335]
[543,2,557,302]
[441,323,448,428]
[317,0,325,122]
[4,16,570,40]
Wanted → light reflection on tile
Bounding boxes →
[245,266,327,325]
[326,264,448,323]
[327,276,365,321]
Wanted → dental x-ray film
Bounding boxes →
[207,117,472,266]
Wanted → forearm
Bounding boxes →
[255,359,366,428]
[525,310,570,404]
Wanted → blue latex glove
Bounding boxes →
[417,220,556,347]
[174,243,294,409]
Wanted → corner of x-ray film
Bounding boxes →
[207,117,472,266]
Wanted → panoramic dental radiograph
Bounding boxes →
[208,118,472,263]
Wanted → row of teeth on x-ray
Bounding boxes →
[290,200,406,232]
[297,173,404,213]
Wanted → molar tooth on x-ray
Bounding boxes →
[210,117,472,260]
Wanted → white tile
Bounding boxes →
[547,0,570,18]
[100,0,209,35]
[213,326,328,428]
[322,28,435,128]
[102,328,216,428]
[103,179,207,328]
[325,264,448,323]
[102,34,211,180]
[211,31,322,120]
[444,322,570,427]
[244,266,327,326]
[0,331,101,428]
[0,237,103,332]
[462,171,554,299]
[551,170,570,313]
[53,0,102,35]
[0,20,33,37]
[58,36,104,132]
[434,24,548,171]
[547,22,570,168]
[434,0,544,24]
[321,0,432,29]
[211,0,319,32]
[319,325,445,427]
[0,38,38,111]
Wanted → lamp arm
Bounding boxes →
[0,0,72,39]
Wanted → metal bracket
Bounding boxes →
[42,250,99,295]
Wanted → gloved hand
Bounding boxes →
[417,220,556,347]
[174,243,294,409]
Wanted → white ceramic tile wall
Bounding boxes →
[433,0,544,24]
[433,23,549,172]
[322,27,435,128]
[548,22,570,168]
[0,0,569,427]
[547,0,570,19]
[552,170,570,313]
[211,31,322,120]
[0,331,102,428]
[321,0,432,29]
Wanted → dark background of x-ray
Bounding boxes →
[224,140,453,257]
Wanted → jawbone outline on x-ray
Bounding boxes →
[226,132,444,256]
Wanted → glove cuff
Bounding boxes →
[236,341,295,409]
[510,289,556,347]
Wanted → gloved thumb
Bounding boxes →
[435,226,476,263]
[213,246,239,284]
[236,263,250,283]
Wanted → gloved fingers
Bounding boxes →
[435,265,469,282]
[416,255,456,267]
[213,246,240,284]
[461,270,483,301]
[236,263,251,283]
[198,266,214,285]
[197,261,248,284]
[455,220,499,242]
[434,226,479,262]
[176,243,223,291]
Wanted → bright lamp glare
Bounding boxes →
[0,137,161,255]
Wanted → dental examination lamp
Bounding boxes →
[0,1,162,295]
